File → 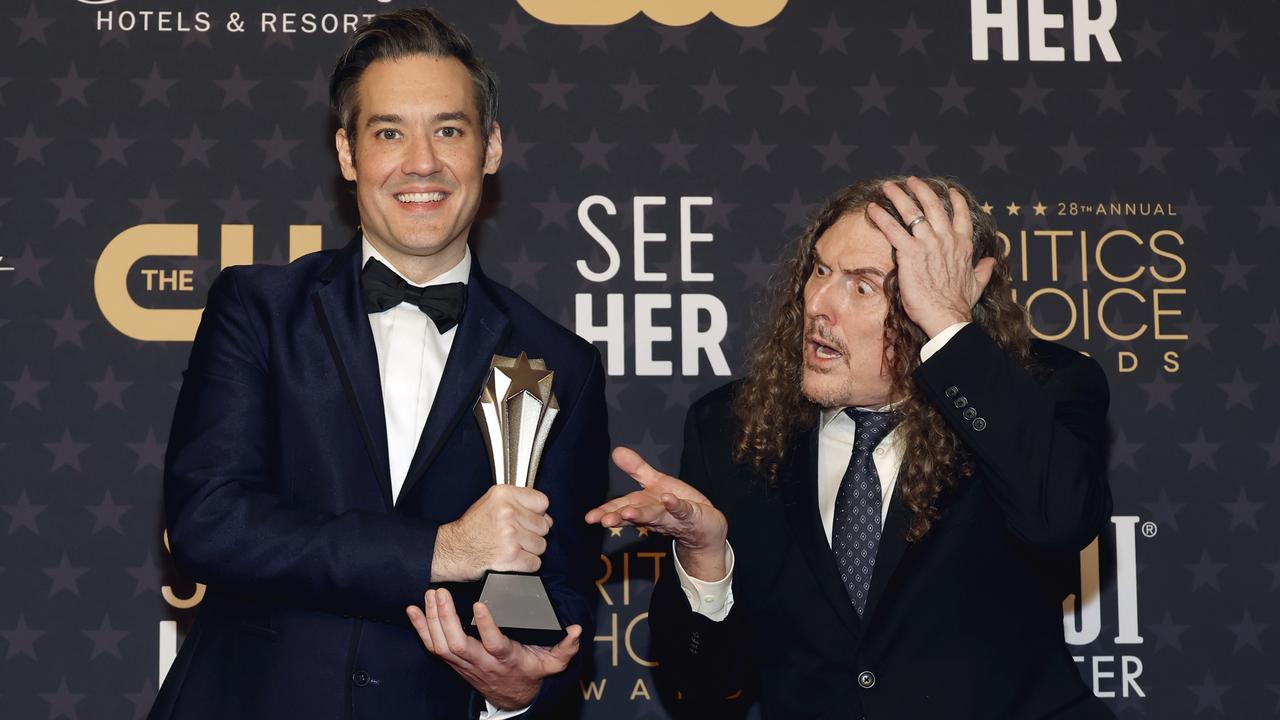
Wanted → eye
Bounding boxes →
[855,279,875,296]
[376,128,402,141]
[814,263,830,278]
[436,127,462,138]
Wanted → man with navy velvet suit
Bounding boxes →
[151,10,607,720]
[589,177,1115,719]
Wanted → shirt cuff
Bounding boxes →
[481,701,529,719]
[672,541,735,622]
[919,321,970,362]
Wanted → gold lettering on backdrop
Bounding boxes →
[580,678,607,700]
[1149,231,1187,282]
[160,531,206,609]
[594,612,619,667]
[1151,289,1187,340]
[1095,231,1145,283]
[995,225,1189,371]
[95,224,322,341]
[595,554,614,606]
[517,0,787,27]
[630,678,651,700]
[624,612,656,667]
[1097,289,1147,341]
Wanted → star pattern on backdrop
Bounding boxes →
[215,65,259,107]
[812,14,852,54]
[174,124,218,167]
[132,64,177,107]
[52,62,94,106]
[91,123,136,167]
[0,9,1274,720]
[692,70,735,113]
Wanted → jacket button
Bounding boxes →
[962,407,977,420]
[953,396,968,409]
[944,386,959,398]
[972,417,987,431]
[352,670,370,687]
[858,670,876,688]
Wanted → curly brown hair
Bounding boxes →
[732,176,1031,541]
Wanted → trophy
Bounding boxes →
[470,352,564,646]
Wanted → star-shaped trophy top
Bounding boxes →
[498,351,554,404]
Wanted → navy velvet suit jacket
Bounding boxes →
[149,239,608,720]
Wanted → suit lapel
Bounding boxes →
[780,430,861,638]
[312,238,393,510]
[397,263,509,504]
[863,483,910,622]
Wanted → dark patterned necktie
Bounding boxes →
[360,258,467,334]
[832,409,900,616]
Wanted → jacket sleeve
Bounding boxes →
[912,323,1112,553]
[646,399,755,717]
[165,268,442,623]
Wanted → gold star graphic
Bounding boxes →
[608,527,624,537]
[1006,202,1021,216]
[979,202,994,215]
[1033,202,1047,216]
[636,527,650,538]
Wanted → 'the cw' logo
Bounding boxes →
[94,224,321,342]
[517,0,787,26]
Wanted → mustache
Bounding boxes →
[804,320,849,356]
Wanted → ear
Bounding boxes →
[335,128,357,182]
[482,121,503,175]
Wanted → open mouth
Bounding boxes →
[394,191,448,205]
[809,336,845,362]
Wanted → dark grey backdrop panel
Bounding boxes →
[1,1,1275,717]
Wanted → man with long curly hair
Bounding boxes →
[589,176,1114,719]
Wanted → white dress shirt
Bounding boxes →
[361,241,525,720]
[362,239,469,503]
[673,322,969,621]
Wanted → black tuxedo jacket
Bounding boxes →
[649,324,1115,720]
[150,239,608,720]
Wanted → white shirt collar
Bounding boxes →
[360,237,471,288]
[819,400,901,430]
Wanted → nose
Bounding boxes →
[401,135,443,177]
[804,275,834,324]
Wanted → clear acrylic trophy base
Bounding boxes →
[468,571,566,647]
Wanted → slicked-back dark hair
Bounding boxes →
[329,8,499,151]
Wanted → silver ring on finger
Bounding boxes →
[906,215,927,236]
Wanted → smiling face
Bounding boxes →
[335,54,502,283]
[800,211,897,409]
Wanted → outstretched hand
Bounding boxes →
[585,447,729,580]
[407,588,581,711]
[865,177,996,339]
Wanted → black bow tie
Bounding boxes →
[360,258,467,334]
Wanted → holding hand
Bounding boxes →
[865,177,996,339]
[432,484,553,582]
[408,589,580,711]
[585,447,729,581]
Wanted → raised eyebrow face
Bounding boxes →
[814,250,888,284]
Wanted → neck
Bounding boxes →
[371,240,467,285]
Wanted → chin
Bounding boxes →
[801,371,846,410]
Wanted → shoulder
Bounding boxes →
[1028,338,1106,380]
[480,273,600,375]
[1028,338,1109,402]
[212,250,336,300]
[688,379,743,429]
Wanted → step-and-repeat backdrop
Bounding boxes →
[2,1,1275,717]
